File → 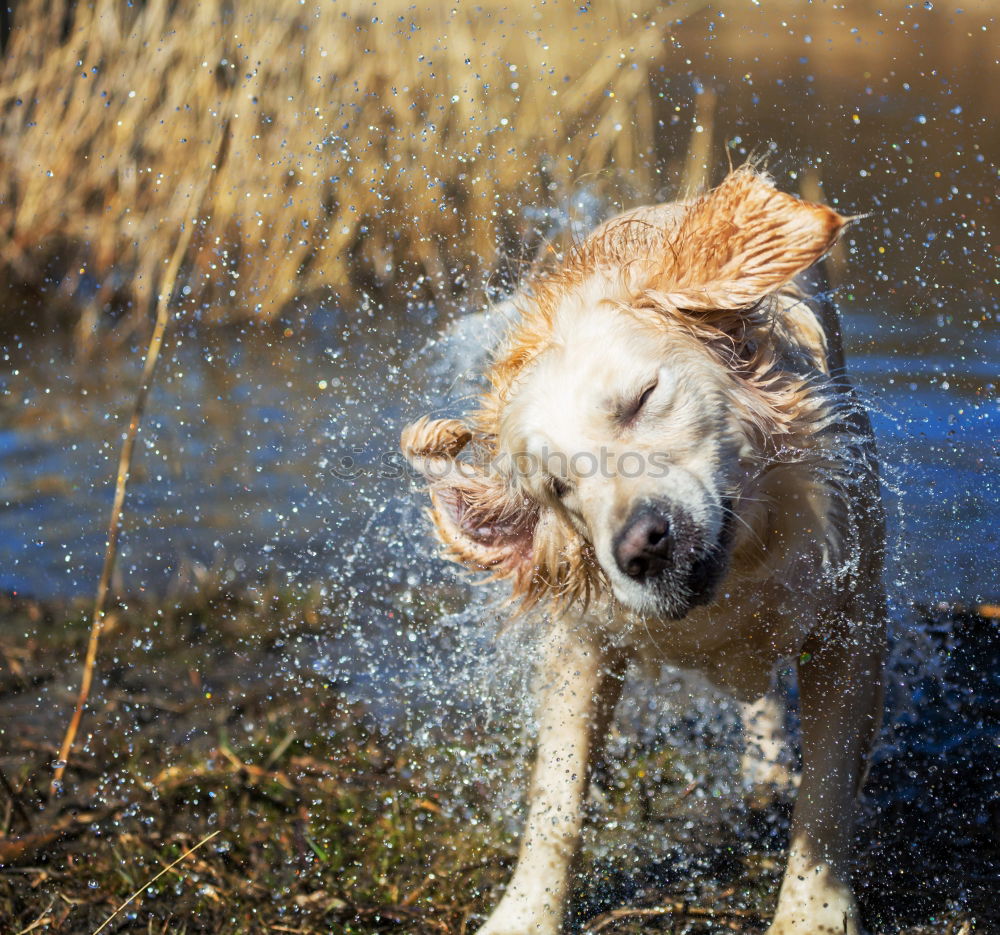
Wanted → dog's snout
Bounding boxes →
[613,507,673,580]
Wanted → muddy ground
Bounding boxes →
[0,588,994,934]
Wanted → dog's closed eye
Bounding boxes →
[619,379,659,424]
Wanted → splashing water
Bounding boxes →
[0,4,997,928]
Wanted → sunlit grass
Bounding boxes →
[0,588,979,932]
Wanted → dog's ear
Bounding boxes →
[650,165,847,311]
[401,417,537,579]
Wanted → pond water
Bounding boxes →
[1,263,995,606]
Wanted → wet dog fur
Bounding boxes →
[402,165,886,935]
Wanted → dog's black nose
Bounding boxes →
[613,506,672,580]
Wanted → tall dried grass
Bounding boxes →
[3,0,993,332]
[0,0,678,330]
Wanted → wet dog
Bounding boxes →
[402,165,885,935]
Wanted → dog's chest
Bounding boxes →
[596,575,827,699]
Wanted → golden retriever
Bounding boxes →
[401,165,885,935]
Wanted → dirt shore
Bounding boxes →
[0,588,990,933]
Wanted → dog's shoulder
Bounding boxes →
[766,290,833,378]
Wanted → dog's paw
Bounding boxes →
[474,899,561,935]
[766,866,866,935]
[766,915,864,935]
[742,755,800,795]
[766,894,865,935]
[476,916,560,935]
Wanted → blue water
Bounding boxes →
[1,293,995,607]
[843,306,999,605]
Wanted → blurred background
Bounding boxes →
[0,1,997,932]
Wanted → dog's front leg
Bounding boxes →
[477,618,627,935]
[740,690,797,795]
[768,606,885,935]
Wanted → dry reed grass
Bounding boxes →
[0,0,674,333]
[1,0,993,334]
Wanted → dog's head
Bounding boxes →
[403,166,846,619]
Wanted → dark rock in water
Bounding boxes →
[858,604,1000,932]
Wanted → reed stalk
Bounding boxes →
[51,171,212,794]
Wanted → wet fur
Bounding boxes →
[403,166,859,615]
[401,165,886,935]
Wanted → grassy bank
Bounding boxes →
[0,588,989,933]
[0,586,761,934]
[0,587,514,932]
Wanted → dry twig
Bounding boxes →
[0,766,34,831]
[90,829,222,934]
[51,172,212,795]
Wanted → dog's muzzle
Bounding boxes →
[612,500,733,616]
[613,504,674,581]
